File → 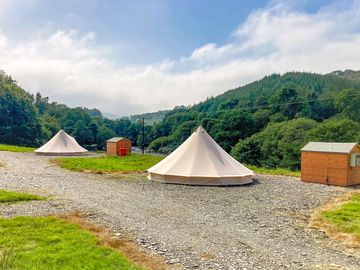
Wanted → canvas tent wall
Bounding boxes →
[35,129,88,156]
[147,126,253,185]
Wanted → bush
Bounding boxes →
[231,118,318,170]
[308,117,360,142]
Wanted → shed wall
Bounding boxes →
[106,139,132,156]
[349,146,360,185]
[106,142,118,155]
[301,152,349,186]
[117,140,132,154]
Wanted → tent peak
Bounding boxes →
[195,126,206,133]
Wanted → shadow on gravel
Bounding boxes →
[156,178,260,188]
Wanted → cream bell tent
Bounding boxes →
[147,126,253,185]
[35,129,88,156]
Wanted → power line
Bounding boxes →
[207,91,360,114]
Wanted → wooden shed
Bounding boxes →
[106,137,132,156]
[301,142,360,186]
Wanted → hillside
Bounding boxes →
[130,110,170,124]
[328,69,360,82]
[194,71,360,113]
[148,71,360,170]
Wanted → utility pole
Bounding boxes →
[142,117,145,154]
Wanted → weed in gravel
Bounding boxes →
[0,190,45,203]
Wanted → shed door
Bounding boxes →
[326,154,348,186]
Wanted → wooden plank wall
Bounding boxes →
[349,146,360,185]
[106,140,132,156]
[117,140,132,154]
[350,167,360,184]
[301,152,349,186]
[106,142,117,155]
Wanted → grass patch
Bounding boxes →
[0,216,147,270]
[311,192,360,247]
[0,189,45,203]
[54,154,163,174]
[0,144,35,153]
[59,212,169,270]
[246,164,300,177]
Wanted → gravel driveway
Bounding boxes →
[0,151,359,270]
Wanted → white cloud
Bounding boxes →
[1,1,360,115]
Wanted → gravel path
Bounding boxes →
[0,151,359,270]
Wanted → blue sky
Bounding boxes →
[0,0,334,64]
[0,0,359,115]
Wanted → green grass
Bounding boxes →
[320,193,360,239]
[0,144,35,153]
[0,216,145,270]
[246,164,301,177]
[0,190,45,203]
[55,154,163,173]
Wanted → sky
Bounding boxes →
[0,0,359,116]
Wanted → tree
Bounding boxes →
[307,118,360,142]
[172,120,198,146]
[148,136,173,153]
[219,98,239,110]
[334,89,360,122]
[0,75,44,146]
[89,122,99,144]
[34,92,49,114]
[96,126,116,148]
[210,110,255,152]
[231,118,318,170]
[271,88,303,119]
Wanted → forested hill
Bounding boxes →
[130,110,170,124]
[194,72,360,113]
[148,71,360,170]
[328,69,360,83]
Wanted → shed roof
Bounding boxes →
[107,137,131,143]
[301,142,358,154]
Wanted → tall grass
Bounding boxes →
[54,154,163,173]
[311,192,360,247]
[321,193,360,240]
[0,248,19,270]
[0,216,146,270]
[246,164,301,177]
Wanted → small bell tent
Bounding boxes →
[147,126,253,185]
[35,129,88,156]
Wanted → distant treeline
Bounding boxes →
[130,110,170,125]
[2,69,360,171]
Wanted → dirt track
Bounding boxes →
[0,151,359,270]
